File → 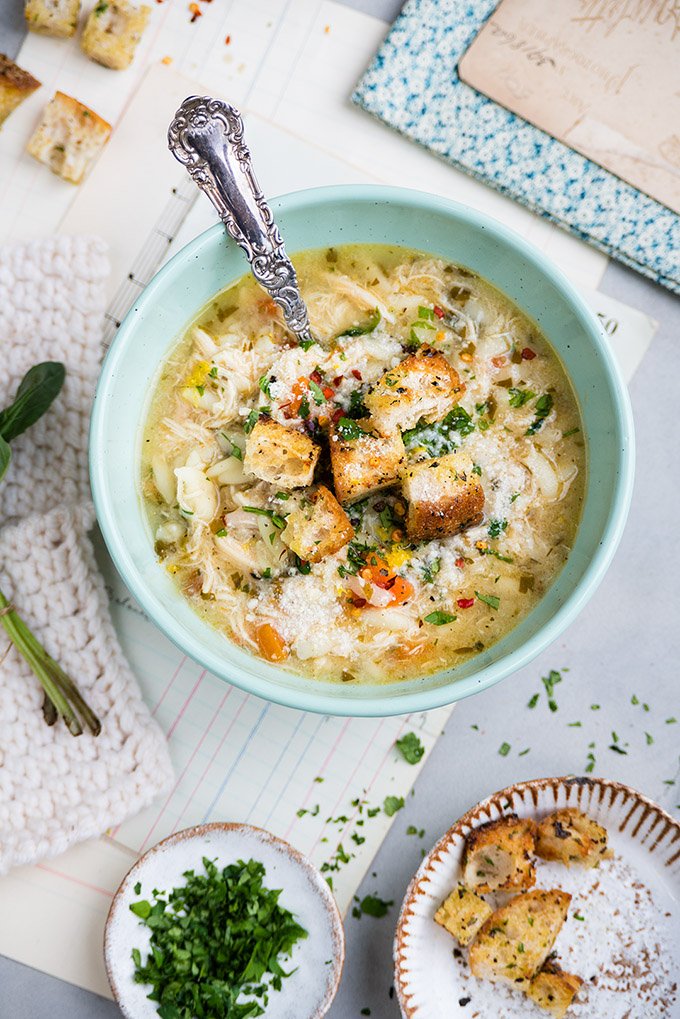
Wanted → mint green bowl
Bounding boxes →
[90,186,634,717]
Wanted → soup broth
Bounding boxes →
[142,244,585,683]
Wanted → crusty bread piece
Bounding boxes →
[401,451,484,542]
[468,889,571,987]
[526,960,583,1017]
[364,348,464,435]
[462,814,536,893]
[81,0,150,70]
[244,417,320,489]
[329,419,405,504]
[281,484,353,562]
[25,0,80,37]
[26,91,111,184]
[535,809,611,868]
[434,883,492,947]
[0,55,41,128]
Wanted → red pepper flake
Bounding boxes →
[225,34,231,44]
[455,557,465,569]
[332,407,344,423]
[491,355,505,368]
[310,369,323,384]
[457,597,475,609]
[521,347,536,360]
[324,24,330,33]
[189,2,202,21]
[332,375,343,387]
[433,305,445,319]
[322,386,334,400]
[351,368,362,380]
[349,595,366,608]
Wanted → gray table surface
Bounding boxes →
[1,1,679,1016]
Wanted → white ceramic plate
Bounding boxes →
[104,823,344,1019]
[395,777,680,1019]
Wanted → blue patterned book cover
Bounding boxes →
[352,0,679,295]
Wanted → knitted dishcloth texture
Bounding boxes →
[0,235,173,874]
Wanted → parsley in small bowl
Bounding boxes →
[104,823,344,1019]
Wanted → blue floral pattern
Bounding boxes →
[352,0,679,295]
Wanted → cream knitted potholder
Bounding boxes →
[0,236,173,874]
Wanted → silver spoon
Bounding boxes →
[168,96,316,349]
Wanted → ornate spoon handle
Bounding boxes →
[168,96,315,348]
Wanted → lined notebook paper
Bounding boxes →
[0,1,656,998]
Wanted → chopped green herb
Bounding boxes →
[541,669,562,712]
[215,527,228,537]
[562,427,580,438]
[336,308,381,338]
[475,591,500,610]
[417,305,435,320]
[422,558,441,583]
[298,337,317,351]
[471,463,482,476]
[499,742,511,757]
[221,433,243,460]
[347,388,368,419]
[356,894,392,918]
[336,417,368,441]
[258,374,273,398]
[424,610,456,625]
[631,694,640,705]
[526,393,554,435]
[208,366,218,378]
[488,518,508,539]
[508,387,535,408]
[396,732,425,765]
[243,506,287,529]
[645,732,654,745]
[298,397,310,419]
[573,912,585,922]
[195,384,205,396]
[527,694,540,709]
[518,747,531,756]
[261,568,272,579]
[308,379,326,405]
[402,405,474,456]
[383,795,405,816]
[243,409,260,434]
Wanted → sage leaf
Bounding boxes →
[0,362,65,442]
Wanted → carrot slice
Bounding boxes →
[256,623,288,662]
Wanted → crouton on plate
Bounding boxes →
[26,91,111,184]
[526,960,583,1017]
[25,0,80,38]
[402,451,484,541]
[468,889,571,987]
[462,814,536,893]
[329,418,405,504]
[244,417,320,489]
[0,55,40,128]
[535,808,611,868]
[81,0,150,71]
[364,348,464,434]
[434,883,492,947]
[281,484,353,562]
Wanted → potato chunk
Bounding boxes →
[434,883,492,947]
[329,419,405,504]
[0,55,41,128]
[26,92,111,184]
[462,814,536,893]
[81,0,150,70]
[281,485,353,563]
[402,451,484,541]
[527,960,583,1017]
[364,348,464,434]
[25,0,80,37]
[468,889,571,987]
[244,418,320,489]
[535,809,611,868]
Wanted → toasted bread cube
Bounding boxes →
[402,451,484,541]
[364,348,464,435]
[468,889,571,987]
[0,55,41,128]
[244,418,320,489]
[527,961,583,1017]
[434,883,492,947]
[462,814,536,894]
[27,92,111,184]
[25,0,80,37]
[281,484,353,562]
[535,809,611,868]
[81,0,150,70]
[329,419,405,504]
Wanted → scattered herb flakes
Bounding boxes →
[527,693,539,709]
[541,669,562,712]
[336,307,381,338]
[396,732,425,765]
[133,881,141,895]
[645,732,654,745]
[508,386,535,408]
[518,747,531,757]
[361,1010,371,1016]
[383,795,405,817]
[591,704,601,711]
[631,694,640,705]
[422,558,441,583]
[526,393,554,435]
[499,742,511,757]
[585,750,596,774]
[487,518,508,539]
[667,718,677,725]
[129,858,307,1019]
[356,894,393,918]
[573,911,585,922]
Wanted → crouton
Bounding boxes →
[0,55,41,128]
[26,92,111,184]
[25,0,80,37]
[462,814,536,893]
[281,485,353,562]
[244,418,320,489]
[81,0,150,71]
[468,889,571,987]
[535,809,611,868]
[402,451,484,542]
[329,418,405,504]
[364,348,464,435]
[434,883,492,947]
[526,960,583,1017]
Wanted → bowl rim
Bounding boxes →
[90,183,635,717]
[103,821,345,1019]
[392,775,680,1018]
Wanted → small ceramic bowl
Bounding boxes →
[394,777,680,1018]
[90,185,634,716]
[104,823,344,1019]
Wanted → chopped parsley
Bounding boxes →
[258,374,273,398]
[395,732,425,765]
[221,432,243,459]
[402,405,475,456]
[336,417,368,441]
[347,388,368,419]
[383,795,405,816]
[527,693,539,709]
[354,894,392,919]
[526,393,554,435]
[243,506,287,529]
[508,387,535,408]
[541,669,562,712]
[336,308,381,338]
[487,518,508,539]
[422,558,441,583]
[308,379,326,405]
[498,742,511,757]
[298,396,310,419]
